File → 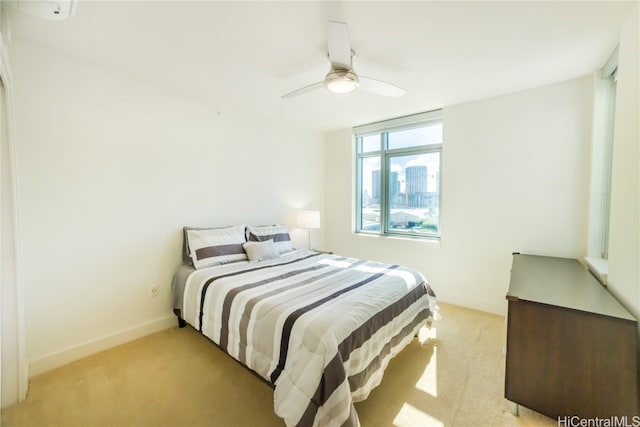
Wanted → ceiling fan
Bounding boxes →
[282,21,406,99]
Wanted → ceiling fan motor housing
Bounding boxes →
[324,69,360,93]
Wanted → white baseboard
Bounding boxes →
[436,292,507,317]
[28,315,177,377]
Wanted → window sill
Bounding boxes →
[584,257,608,286]
[354,231,441,246]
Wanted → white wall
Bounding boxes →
[325,77,593,315]
[607,4,639,319]
[10,39,324,375]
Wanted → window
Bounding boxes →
[600,69,616,259]
[588,48,617,261]
[355,111,443,239]
[585,47,617,284]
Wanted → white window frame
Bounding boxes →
[600,65,616,259]
[354,110,443,240]
[585,47,617,285]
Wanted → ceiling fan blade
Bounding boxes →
[281,81,325,99]
[327,21,352,70]
[358,76,407,97]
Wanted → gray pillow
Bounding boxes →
[243,239,280,263]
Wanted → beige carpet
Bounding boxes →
[2,303,556,427]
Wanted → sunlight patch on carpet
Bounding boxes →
[393,403,444,427]
[417,323,437,343]
[415,325,438,397]
[414,346,437,397]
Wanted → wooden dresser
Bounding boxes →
[505,253,638,420]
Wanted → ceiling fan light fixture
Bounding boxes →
[281,22,405,99]
[324,69,359,94]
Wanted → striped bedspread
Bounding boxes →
[181,249,437,427]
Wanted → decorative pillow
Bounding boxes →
[186,225,247,269]
[246,224,293,254]
[243,239,280,263]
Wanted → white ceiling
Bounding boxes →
[5,0,636,133]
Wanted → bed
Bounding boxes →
[172,224,437,427]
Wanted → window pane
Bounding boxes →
[360,134,381,153]
[359,156,381,232]
[387,152,440,235]
[388,123,442,150]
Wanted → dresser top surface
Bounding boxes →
[507,254,636,322]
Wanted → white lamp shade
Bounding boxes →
[298,210,321,229]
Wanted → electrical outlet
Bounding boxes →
[150,284,159,297]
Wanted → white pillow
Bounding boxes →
[187,225,247,269]
[243,240,280,263]
[246,224,293,254]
